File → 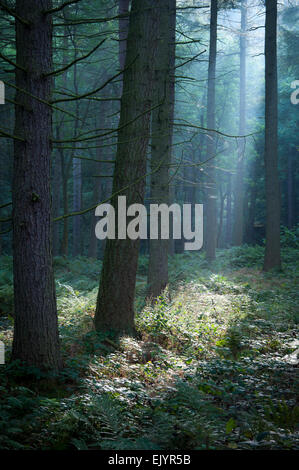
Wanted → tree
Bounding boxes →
[205,0,218,260]
[12,0,61,369]
[147,0,176,299]
[94,0,159,334]
[263,0,281,271]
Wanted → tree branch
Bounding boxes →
[0,1,30,26]
[0,52,26,72]
[44,38,106,77]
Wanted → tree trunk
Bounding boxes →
[232,0,247,246]
[12,0,61,370]
[225,173,232,246]
[263,0,281,271]
[72,60,82,257]
[88,146,102,259]
[72,155,82,257]
[94,0,158,334]
[147,0,176,299]
[205,0,218,260]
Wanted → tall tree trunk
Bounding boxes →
[205,0,218,260]
[287,148,293,229]
[52,151,61,256]
[94,0,158,334]
[263,0,281,271]
[88,145,102,259]
[12,0,61,370]
[72,155,82,256]
[225,172,232,246]
[217,182,225,247]
[119,0,130,79]
[72,60,82,257]
[232,0,247,246]
[147,0,176,299]
[60,153,70,256]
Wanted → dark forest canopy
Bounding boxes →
[0,0,298,452]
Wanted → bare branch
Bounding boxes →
[44,38,106,77]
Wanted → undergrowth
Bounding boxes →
[0,241,298,450]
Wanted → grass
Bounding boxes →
[0,243,298,450]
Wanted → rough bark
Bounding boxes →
[94,0,158,334]
[263,0,281,271]
[205,0,218,260]
[147,0,176,299]
[12,0,61,370]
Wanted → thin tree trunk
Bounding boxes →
[205,0,218,260]
[12,0,61,370]
[263,0,281,271]
[287,149,293,229]
[52,153,61,256]
[94,0,158,334]
[225,172,232,246]
[147,0,176,299]
[232,0,247,246]
[88,146,102,259]
[217,183,225,247]
[72,60,82,257]
[72,155,82,256]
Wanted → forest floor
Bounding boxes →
[0,244,298,450]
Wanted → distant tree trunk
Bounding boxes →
[147,0,176,299]
[52,151,61,256]
[205,0,218,260]
[287,149,293,229]
[263,0,281,271]
[119,0,130,78]
[94,0,158,334]
[217,183,225,247]
[225,173,232,246]
[232,0,247,246]
[12,0,61,370]
[72,155,82,257]
[72,60,82,257]
[60,153,70,256]
[88,146,102,259]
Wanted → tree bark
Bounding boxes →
[263,0,281,271]
[147,0,176,299]
[205,0,218,260]
[94,0,158,334]
[12,0,61,370]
